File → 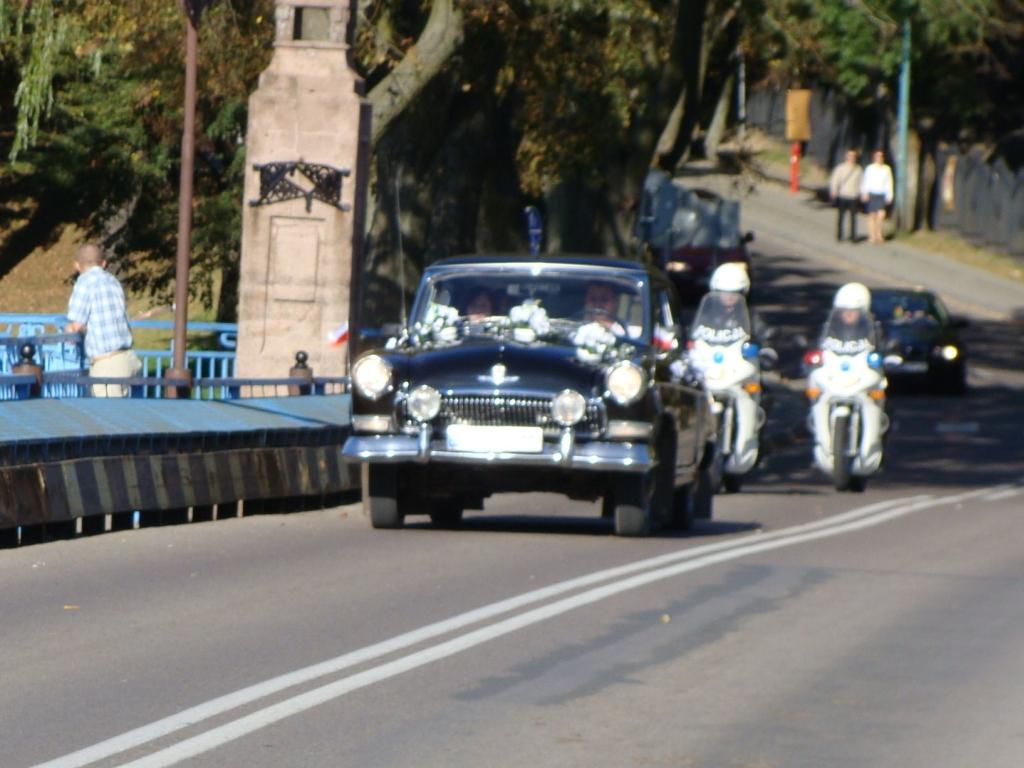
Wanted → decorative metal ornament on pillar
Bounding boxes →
[250,161,352,213]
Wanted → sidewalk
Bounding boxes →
[692,166,1024,322]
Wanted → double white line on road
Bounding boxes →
[33,486,1005,768]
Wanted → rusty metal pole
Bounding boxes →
[166,11,198,397]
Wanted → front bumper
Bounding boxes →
[342,432,654,473]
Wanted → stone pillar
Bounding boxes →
[236,0,367,377]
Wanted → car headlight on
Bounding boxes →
[939,345,959,361]
[605,361,646,405]
[551,389,586,426]
[665,261,691,273]
[352,354,393,400]
[406,385,441,422]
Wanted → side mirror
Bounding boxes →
[883,354,904,371]
[758,347,779,369]
[742,231,755,244]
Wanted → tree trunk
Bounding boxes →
[704,74,735,164]
[652,0,709,171]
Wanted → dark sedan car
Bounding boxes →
[636,172,754,302]
[872,287,968,394]
[343,256,717,536]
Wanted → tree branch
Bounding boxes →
[366,0,465,147]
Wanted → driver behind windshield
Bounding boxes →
[583,281,621,327]
[463,289,497,321]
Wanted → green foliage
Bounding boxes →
[457,0,670,194]
[747,0,1021,134]
[1,0,273,318]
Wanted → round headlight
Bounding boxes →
[551,389,586,426]
[406,385,441,422]
[352,354,393,400]
[940,345,959,361]
[605,361,646,405]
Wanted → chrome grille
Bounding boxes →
[404,395,604,437]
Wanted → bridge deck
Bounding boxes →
[0,396,355,530]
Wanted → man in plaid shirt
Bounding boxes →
[65,243,141,397]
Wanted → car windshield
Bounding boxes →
[872,293,939,326]
[821,307,877,354]
[671,193,741,248]
[689,290,751,344]
[413,268,646,341]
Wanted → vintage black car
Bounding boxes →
[871,287,968,395]
[342,256,717,536]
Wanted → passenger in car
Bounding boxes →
[583,281,620,325]
[463,290,496,320]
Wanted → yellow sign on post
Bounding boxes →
[785,89,812,142]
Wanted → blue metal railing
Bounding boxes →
[1,313,237,376]
[0,313,350,402]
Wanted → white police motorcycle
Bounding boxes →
[688,290,768,493]
[806,286,890,491]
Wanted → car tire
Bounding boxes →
[367,465,404,529]
[722,473,744,493]
[669,484,693,531]
[691,454,715,520]
[943,365,968,396]
[613,474,652,537]
[429,500,464,528]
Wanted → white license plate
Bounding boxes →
[898,361,928,373]
[445,425,544,453]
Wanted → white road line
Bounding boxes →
[982,487,1021,502]
[110,488,994,768]
[32,496,919,768]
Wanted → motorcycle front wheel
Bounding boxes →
[832,413,855,491]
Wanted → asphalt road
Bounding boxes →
[4,223,1024,767]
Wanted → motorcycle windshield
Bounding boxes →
[821,308,876,355]
[689,291,751,345]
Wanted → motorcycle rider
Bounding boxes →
[703,262,770,344]
[820,282,878,353]
[689,262,772,493]
[808,281,889,490]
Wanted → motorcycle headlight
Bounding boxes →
[605,361,646,405]
[352,354,393,400]
[551,389,586,426]
[406,385,441,422]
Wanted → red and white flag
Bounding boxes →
[327,321,349,346]
[653,326,676,351]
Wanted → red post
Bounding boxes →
[789,142,801,193]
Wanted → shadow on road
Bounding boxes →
[405,513,762,539]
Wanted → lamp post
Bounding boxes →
[895,16,911,230]
[166,0,213,396]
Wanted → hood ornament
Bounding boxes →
[478,363,519,386]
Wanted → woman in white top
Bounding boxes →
[860,149,894,244]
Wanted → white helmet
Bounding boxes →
[709,262,750,294]
[833,282,871,310]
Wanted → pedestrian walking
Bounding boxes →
[860,149,894,244]
[829,149,863,242]
[65,243,141,397]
